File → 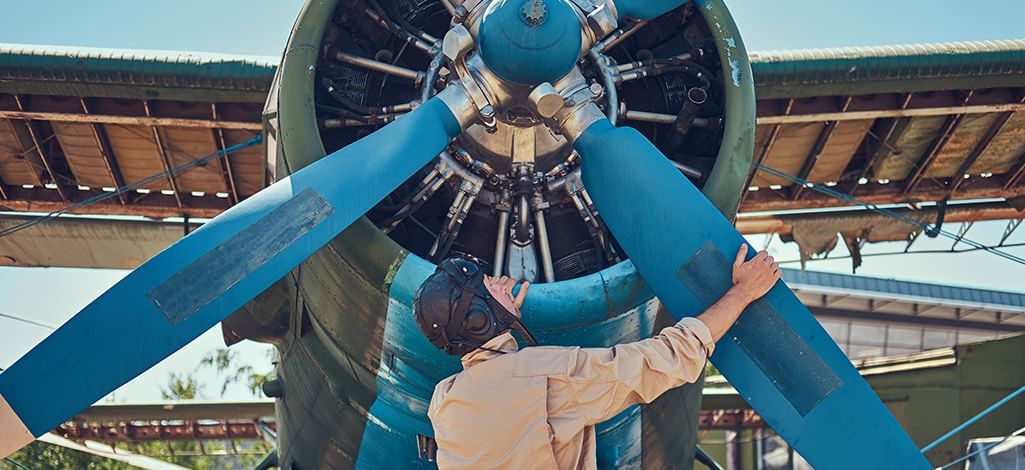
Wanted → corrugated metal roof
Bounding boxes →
[750,39,1025,99]
[782,268,1025,313]
[0,44,277,102]
[0,43,276,82]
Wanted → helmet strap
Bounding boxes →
[444,281,477,347]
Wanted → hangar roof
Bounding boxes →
[782,267,1025,332]
[0,40,1024,267]
[0,44,269,220]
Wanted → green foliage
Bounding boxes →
[5,346,276,469]
[161,372,203,400]
[200,348,275,397]
[3,443,131,470]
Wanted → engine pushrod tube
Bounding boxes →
[334,52,425,85]
[493,209,510,276]
[597,20,647,52]
[534,208,556,282]
[623,109,715,129]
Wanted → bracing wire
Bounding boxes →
[773,242,1025,266]
[0,312,56,329]
[0,134,263,239]
[754,163,1025,267]
[4,457,32,470]
[938,425,1025,469]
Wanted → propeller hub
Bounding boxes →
[478,0,581,85]
[520,0,548,26]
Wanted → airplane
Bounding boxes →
[1,0,1024,468]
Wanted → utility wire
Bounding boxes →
[938,425,1025,469]
[0,134,263,239]
[774,242,1025,266]
[0,313,57,331]
[4,457,32,470]
[754,163,1025,267]
[922,383,1025,452]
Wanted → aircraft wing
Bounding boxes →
[0,44,272,269]
[1,40,1024,269]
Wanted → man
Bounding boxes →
[413,244,781,469]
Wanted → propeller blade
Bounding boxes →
[612,0,687,21]
[574,118,931,469]
[0,92,468,456]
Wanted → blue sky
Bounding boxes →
[1,0,1024,402]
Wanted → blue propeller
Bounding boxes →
[574,120,930,468]
[0,92,469,456]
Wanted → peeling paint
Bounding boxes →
[729,57,742,87]
[382,249,407,289]
[706,11,743,88]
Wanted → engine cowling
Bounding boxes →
[256,0,755,467]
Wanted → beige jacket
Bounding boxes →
[427,317,715,469]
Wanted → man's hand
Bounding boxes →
[694,244,783,342]
[731,245,782,303]
[483,275,529,317]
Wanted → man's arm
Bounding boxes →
[697,245,781,342]
[563,244,780,425]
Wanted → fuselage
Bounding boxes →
[223,0,754,467]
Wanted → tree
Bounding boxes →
[200,347,276,397]
[5,347,275,469]
[3,443,130,470]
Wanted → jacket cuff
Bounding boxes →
[675,317,715,357]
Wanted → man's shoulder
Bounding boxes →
[510,345,580,378]
[428,372,461,418]
[433,372,459,394]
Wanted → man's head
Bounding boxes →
[413,257,534,356]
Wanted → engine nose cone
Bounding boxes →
[479,0,582,86]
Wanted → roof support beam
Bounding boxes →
[211,104,239,205]
[1003,150,1025,191]
[791,97,856,200]
[755,99,794,169]
[902,92,974,195]
[948,110,1015,196]
[851,94,914,196]
[0,198,223,218]
[735,201,1024,235]
[13,95,70,202]
[790,121,838,200]
[0,110,261,131]
[81,98,127,205]
[902,114,963,194]
[791,97,850,200]
[742,99,793,204]
[1000,219,1023,246]
[143,101,183,209]
[757,100,1025,125]
[0,174,8,200]
[950,221,974,250]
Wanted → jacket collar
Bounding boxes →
[460,332,519,368]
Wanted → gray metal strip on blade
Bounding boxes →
[676,242,841,416]
[148,188,335,325]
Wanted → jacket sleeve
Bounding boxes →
[565,317,714,425]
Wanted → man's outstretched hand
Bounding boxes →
[731,245,782,304]
[695,244,783,343]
